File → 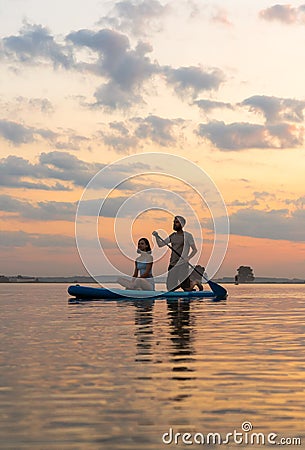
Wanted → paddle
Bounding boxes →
[152,231,227,299]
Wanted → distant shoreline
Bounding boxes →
[1,275,304,284]
[1,282,304,285]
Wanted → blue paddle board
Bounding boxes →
[68,285,226,300]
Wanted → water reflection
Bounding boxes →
[166,299,197,387]
[130,298,196,368]
[166,299,193,353]
[133,300,155,363]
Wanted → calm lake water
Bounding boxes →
[0,283,305,449]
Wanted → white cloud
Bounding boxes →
[164,65,225,99]
[198,120,303,150]
[0,118,89,150]
[100,115,184,152]
[0,194,76,221]
[15,96,54,114]
[0,22,73,68]
[230,207,305,242]
[1,22,227,111]
[194,99,234,113]
[0,230,75,248]
[0,152,151,191]
[98,0,170,37]
[259,4,305,24]
[133,115,184,146]
[66,28,159,109]
[0,119,37,145]
[241,95,305,124]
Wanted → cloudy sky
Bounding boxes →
[1,0,305,278]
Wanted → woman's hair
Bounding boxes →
[138,237,152,252]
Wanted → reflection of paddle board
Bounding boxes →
[68,285,226,300]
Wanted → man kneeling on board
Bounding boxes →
[153,215,197,292]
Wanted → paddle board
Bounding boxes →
[67,285,226,300]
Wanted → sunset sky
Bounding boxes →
[1,0,305,278]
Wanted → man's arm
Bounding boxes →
[186,233,197,261]
[152,231,170,248]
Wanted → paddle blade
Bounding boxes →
[207,280,227,299]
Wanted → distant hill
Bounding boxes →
[2,275,94,283]
[218,277,305,284]
[3,275,167,283]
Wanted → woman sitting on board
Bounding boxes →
[117,238,155,291]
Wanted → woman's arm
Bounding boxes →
[132,262,138,278]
